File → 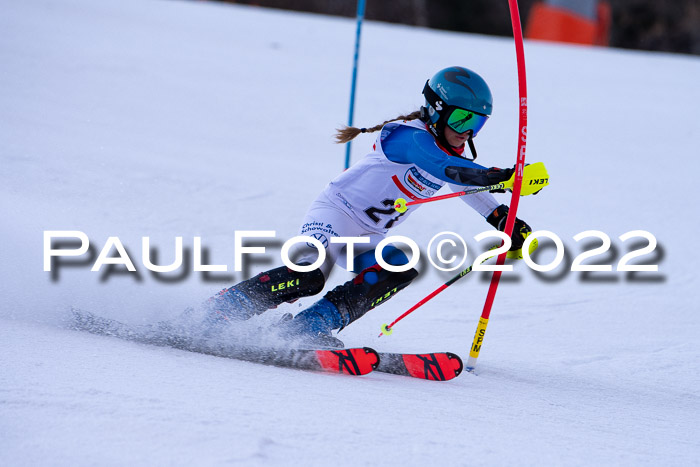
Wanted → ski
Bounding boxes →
[69,309,378,376]
[69,310,462,380]
[375,351,463,381]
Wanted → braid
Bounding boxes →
[334,110,423,144]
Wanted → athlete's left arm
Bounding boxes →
[382,126,509,186]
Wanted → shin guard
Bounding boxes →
[325,264,419,330]
[208,265,325,321]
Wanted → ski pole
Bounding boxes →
[393,162,548,213]
[378,245,500,337]
[378,235,537,338]
[394,185,503,212]
[344,0,366,170]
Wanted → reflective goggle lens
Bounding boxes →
[446,108,488,135]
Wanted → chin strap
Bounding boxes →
[467,138,478,160]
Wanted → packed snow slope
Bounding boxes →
[2,0,700,465]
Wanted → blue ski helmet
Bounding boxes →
[421,66,493,141]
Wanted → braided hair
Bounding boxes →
[334,110,423,144]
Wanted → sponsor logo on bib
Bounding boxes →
[404,167,441,196]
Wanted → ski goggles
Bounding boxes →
[422,80,489,136]
[445,107,489,136]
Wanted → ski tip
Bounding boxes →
[446,352,464,378]
[389,352,465,381]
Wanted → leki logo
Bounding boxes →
[271,279,300,292]
[529,178,548,186]
[370,287,399,309]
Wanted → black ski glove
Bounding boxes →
[486,167,514,192]
[486,204,532,251]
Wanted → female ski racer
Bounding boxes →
[206,66,535,345]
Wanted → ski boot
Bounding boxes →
[275,310,346,349]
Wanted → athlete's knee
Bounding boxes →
[352,245,410,283]
[325,263,419,329]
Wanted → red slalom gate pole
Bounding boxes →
[466,0,528,371]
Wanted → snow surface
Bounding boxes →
[2,0,700,465]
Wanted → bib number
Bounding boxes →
[365,199,406,229]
